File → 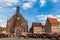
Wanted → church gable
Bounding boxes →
[7,6,27,27]
[12,6,26,23]
[6,6,28,35]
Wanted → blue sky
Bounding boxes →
[0,0,60,29]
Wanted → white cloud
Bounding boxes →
[12,7,16,10]
[22,0,37,2]
[51,0,59,3]
[41,21,46,25]
[40,0,46,7]
[0,0,18,6]
[36,14,60,25]
[48,15,56,18]
[0,24,6,28]
[56,15,60,21]
[0,20,6,27]
[22,2,33,10]
[36,14,60,21]
[0,20,3,23]
[22,0,37,10]
[28,0,37,2]
[36,15,47,20]
[22,0,59,9]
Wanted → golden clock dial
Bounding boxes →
[17,17,20,20]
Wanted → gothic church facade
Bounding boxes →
[6,6,28,37]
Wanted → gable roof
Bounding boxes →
[7,6,27,23]
[47,18,58,24]
[32,22,43,27]
[0,28,6,31]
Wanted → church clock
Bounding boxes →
[17,17,20,20]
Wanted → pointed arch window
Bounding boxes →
[22,26,25,32]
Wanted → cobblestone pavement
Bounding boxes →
[0,38,52,40]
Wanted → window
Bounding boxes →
[22,26,25,32]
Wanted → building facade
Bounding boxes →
[45,18,60,33]
[6,6,28,37]
[30,23,44,34]
[0,27,6,35]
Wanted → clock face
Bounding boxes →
[17,17,20,20]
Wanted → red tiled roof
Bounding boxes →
[1,28,6,31]
[0,27,6,32]
[32,23,43,27]
[47,18,58,24]
[0,27,7,35]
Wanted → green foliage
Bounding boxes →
[0,34,8,38]
[24,36,29,39]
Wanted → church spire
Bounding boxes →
[16,6,20,13]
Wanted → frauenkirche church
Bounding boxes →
[6,6,28,37]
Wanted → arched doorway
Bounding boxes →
[16,29,20,37]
